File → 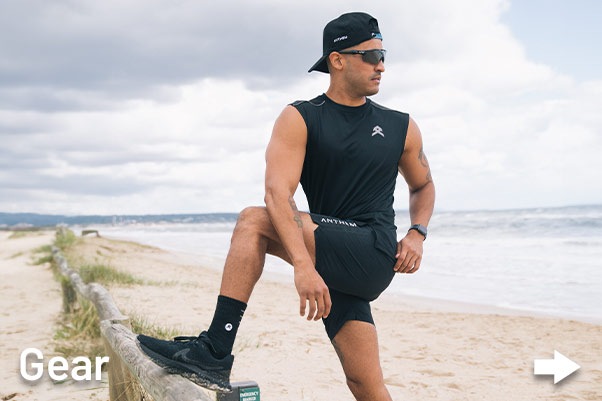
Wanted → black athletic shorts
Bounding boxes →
[310,213,397,340]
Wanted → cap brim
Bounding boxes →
[308,55,329,73]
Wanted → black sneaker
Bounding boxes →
[137,331,233,392]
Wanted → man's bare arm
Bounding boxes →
[264,105,331,320]
[395,117,436,273]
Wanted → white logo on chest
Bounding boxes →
[371,125,384,137]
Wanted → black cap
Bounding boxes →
[308,12,382,74]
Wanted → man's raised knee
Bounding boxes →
[235,207,272,234]
[237,206,267,223]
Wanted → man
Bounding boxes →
[138,12,435,401]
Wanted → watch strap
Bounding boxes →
[408,224,427,240]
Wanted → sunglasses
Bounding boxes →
[337,49,386,65]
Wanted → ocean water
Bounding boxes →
[96,205,602,323]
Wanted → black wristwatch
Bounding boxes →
[408,224,427,240]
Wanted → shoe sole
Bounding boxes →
[139,342,232,393]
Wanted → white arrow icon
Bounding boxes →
[534,350,580,384]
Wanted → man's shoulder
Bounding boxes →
[290,94,326,108]
[369,100,409,118]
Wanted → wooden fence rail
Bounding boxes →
[51,236,213,401]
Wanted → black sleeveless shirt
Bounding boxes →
[292,94,409,242]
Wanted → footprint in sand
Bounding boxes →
[444,382,462,390]
[417,369,455,377]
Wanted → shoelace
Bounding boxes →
[173,334,224,359]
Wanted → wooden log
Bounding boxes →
[102,328,140,401]
[86,282,128,322]
[52,248,87,295]
[101,321,213,401]
[52,242,213,401]
[82,229,101,237]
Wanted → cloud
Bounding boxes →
[1,0,601,214]
[0,1,331,103]
[375,0,602,210]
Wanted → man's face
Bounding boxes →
[339,38,385,97]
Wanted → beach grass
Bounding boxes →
[55,227,78,249]
[129,314,182,340]
[78,263,143,286]
[54,297,104,359]
[34,244,53,254]
[7,230,33,239]
[49,229,180,364]
[31,244,53,265]
[54,228,145,286]
[9,251,25,259]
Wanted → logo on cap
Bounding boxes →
[334,35,348,43]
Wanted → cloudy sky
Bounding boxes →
[1,0,601,215]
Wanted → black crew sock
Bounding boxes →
[206,295,247,358]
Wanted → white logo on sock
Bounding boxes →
[225,323,233,331]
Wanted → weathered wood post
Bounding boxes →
[52,238,214,401]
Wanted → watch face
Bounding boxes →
[410,224,427,238]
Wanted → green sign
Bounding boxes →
[239,386,260,401]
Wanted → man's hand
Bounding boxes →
[394,230,424,274]
[294,264,331,321]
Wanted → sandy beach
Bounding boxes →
[0,231,107,401]
[1,231,601,401]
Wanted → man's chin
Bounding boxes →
[366,87,380,97]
